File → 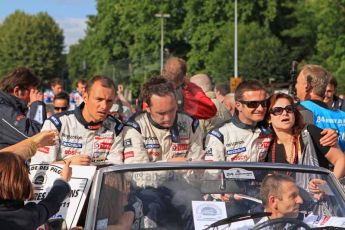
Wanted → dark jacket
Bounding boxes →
[0,179,71,230]
[0,90,46,148]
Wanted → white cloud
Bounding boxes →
[56,18,87,52]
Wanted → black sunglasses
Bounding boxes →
[54,106,68,111]
[270,105,295,116]
[239,100,268,109]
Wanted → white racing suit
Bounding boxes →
[205,114,272,162]
[122,112,204,230]
[123,111,204,163]
[31,103,124,164]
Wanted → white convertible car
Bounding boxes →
[78,162,345,230]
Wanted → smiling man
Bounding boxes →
[205,80,272,162]
[31,75,123,165]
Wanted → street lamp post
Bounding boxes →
[155,13,170,73]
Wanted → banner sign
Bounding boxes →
[29,163,96,229]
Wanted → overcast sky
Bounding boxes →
[0,0,97,52]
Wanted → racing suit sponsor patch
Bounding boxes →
[124,138,132,147]
[210,130,224,143]
[144,143,160,149]
[205,148,212,156]
[124,151,134,159]
[171,143,189,151]
[61,141,82,148]
[49,116,62,131]
[226,147,246,155]
[96,142,112,150]
[64,149,80,155]
[37,146,50,154]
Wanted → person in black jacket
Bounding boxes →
[0,67,46,148]
[0,152,71,230]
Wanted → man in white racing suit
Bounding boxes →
[123,76,203,230]
[31,75,123,165]
[205,80,272,162]
[123,78,203,164]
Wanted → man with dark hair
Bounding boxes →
[53,91,70,114]
[260,174,303,220]
[205,79,272,162]
[0,67,46,148]
[161,57,217,119]
[44,78,64,103]
[324,75,345,111]
[296,64,345,151]
[123,76,203,163]
[214,82,230,103]
[31,75,123,165]
[123,76,203,229]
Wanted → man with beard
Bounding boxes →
[122,76,203,229]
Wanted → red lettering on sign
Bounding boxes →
[172,143,189,151]
[98,142,112,150]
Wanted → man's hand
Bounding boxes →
[60,160,72,182]
[29,88,43,103]
[320,128,338,146]
[68,155,91,165]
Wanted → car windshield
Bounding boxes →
[87,162,345,230]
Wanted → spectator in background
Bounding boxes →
[190,73,231,136]
[214,82,230,104]
[44,78,63,104]
[110,84,134,122]
[296,64,345,151]
[53,91,70,114]
[0,152,71,230]
[324,75,345,111]
[161,57,217,119]
[0,67,46,148]
[70,79,87,110]
[223,93,236,115]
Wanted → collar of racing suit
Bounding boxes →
[232,113,270,135]
[74,102,103,130]
[147,112,180,143]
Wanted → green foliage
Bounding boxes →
[67,0,345,97]
[0,11,64,85]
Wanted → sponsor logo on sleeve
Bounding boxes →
[64,149,80,155]
[124,138,132,148]
[171,143,189,152]
[124,151,134,159]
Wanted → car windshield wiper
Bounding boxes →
[203,212,271,230]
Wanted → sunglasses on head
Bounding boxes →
[54,106,68,111]
[270,105,295,116]
[239,99,268,109]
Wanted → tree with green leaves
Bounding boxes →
[0,11,64,86]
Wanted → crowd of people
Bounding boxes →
[0,56,345,229]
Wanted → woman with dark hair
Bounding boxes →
[0,152,71,229]
[265,93,345,178]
